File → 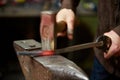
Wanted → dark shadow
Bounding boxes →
[0,17,40,80]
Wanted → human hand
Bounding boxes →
[104,30,120,59]
[56,8,75,40]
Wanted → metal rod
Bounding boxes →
[17,41,103,57]
[55,41,103,54]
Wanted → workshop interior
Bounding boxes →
[0,0,98,80]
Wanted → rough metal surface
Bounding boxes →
[35,55,89,80]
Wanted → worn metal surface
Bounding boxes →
[34,55,89,80]
[14,39,41,50]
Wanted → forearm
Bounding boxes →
[60,0,80,12]
[113,25,120,36]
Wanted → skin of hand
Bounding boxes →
[104,30,120,59]
[56,8,75,40]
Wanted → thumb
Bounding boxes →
[104,45,116,59]
[66,19,74,40]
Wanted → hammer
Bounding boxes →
[40,10,67,51]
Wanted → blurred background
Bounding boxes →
[0,0,98,80]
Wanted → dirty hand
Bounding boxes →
[56,8,75,40]
[104,30,120,59]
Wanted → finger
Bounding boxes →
[66,12,75,39]
[67,34,72,40]
[104,44,118,59]
[57,32,66,37]
[66,19,74,40]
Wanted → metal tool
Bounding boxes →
[17,35,111,57]
[56,35,111,54]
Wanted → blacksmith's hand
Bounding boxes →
[104,30,120,59]
[56,8,75,40]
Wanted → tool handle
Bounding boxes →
[56,21,67,33]
[96,35,112,53]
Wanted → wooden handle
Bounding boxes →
[56,21,67,33]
